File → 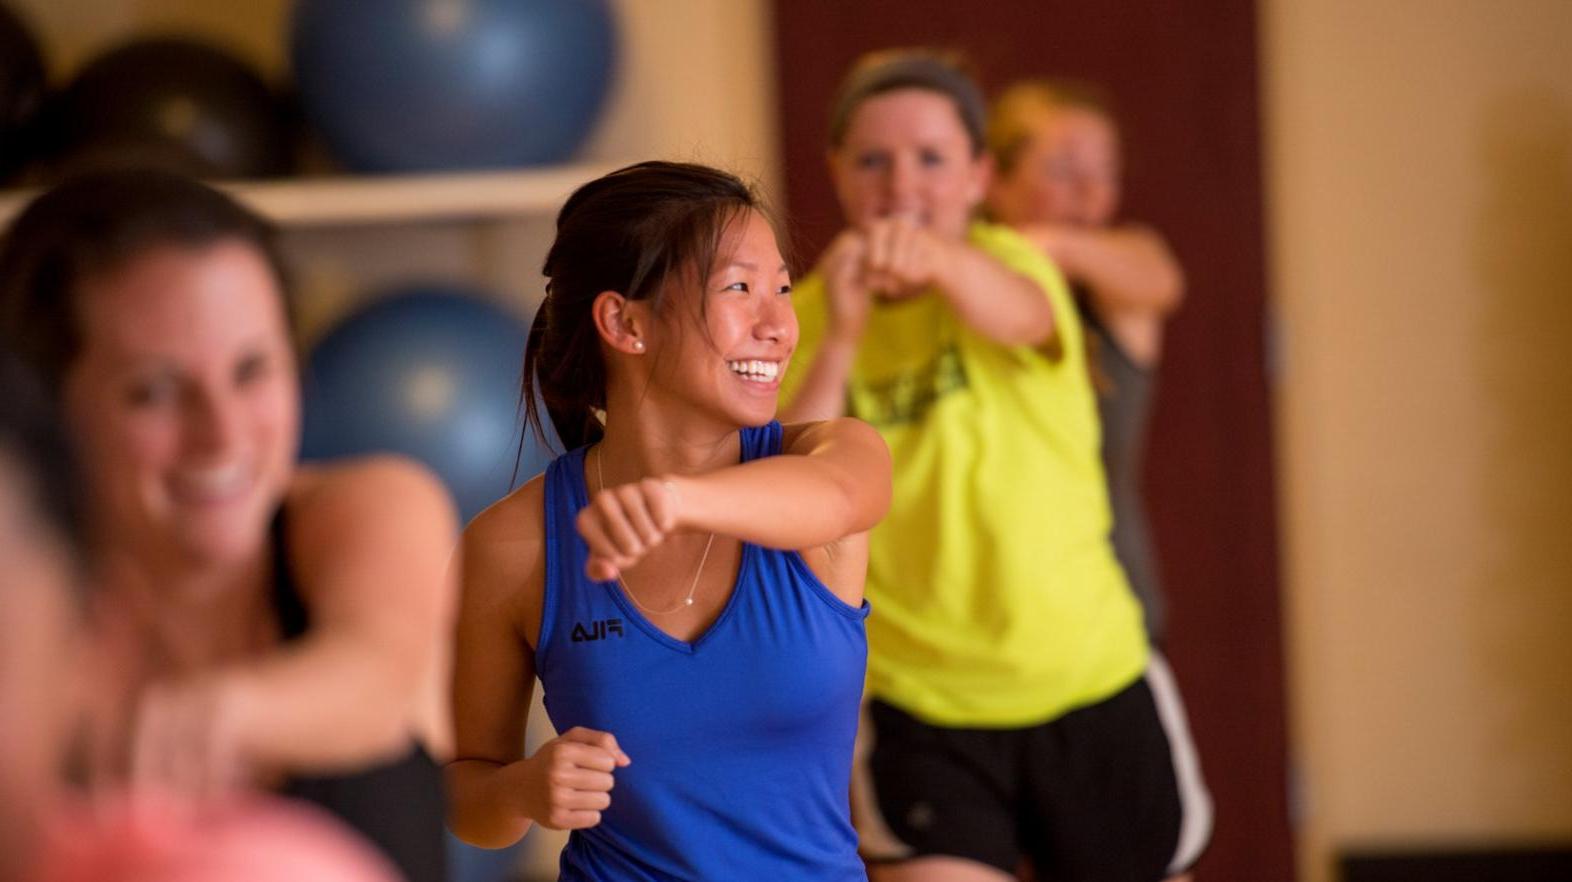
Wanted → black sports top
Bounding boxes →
[270,509,449,882]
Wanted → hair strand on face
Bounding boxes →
[518,161,776,464]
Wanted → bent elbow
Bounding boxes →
[1014,306,1059,349]
[1158,271,1186,312]
[326,656,431,766]
[448,810,533,850]
[345,697,417,766]
[834,482,885,537]
[1148,250,1186,311]
[448,816,533,851]
[830,421,892,533]
[444,763,534,849]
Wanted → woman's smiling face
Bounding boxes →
[647,209,797,429]
[62,240,299,567]
[830,88,990,240]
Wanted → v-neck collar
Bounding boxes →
[567,446,754,654]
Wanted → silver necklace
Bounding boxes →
[594,447,715,616]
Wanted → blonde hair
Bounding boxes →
[986,79,1117,176]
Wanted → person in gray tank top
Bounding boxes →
[984,79,1185,642]
[984,80,1216,881]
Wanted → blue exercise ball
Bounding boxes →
[50,37,293,180]
[290,0,617,173]
[300,287,554,522]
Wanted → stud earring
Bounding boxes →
[632,339,646,352]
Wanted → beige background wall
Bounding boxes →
[1263,1,1572,880]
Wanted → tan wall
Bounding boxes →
[1263,2,1572,880]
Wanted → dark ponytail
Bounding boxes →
[522,161,762,452]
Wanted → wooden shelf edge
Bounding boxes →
[0,161,624,228]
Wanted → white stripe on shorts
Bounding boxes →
[1146,651,1215,875]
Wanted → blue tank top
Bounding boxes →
[536,422,870,882]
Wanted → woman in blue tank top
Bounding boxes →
[446,161,892,881]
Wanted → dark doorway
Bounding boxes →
[770,3,1293,879]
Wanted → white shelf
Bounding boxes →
[0,162,622,228]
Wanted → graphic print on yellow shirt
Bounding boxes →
[783,222,1147,728]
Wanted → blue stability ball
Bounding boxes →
[50,38,293,180]
[290,0,617,172]
[300,288,553,521]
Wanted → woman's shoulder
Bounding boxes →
[778,417,885,455]
[289,454,450,516]
[464,472,547,548]
[278,456,458,598]
[460,472,549,585]
[458,473,549,636]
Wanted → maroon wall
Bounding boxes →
[770,2,1293,879]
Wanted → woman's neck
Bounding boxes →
[595,404,744,485]
[99,540,274,671]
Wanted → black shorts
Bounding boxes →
[852,657,1212,880]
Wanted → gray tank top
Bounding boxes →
[1078,291,1165,643]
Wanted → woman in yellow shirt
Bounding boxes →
[782,50,1209,882]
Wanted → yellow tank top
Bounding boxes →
[783,222,1147,727]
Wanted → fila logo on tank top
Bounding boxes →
[534,421,870,882]
[570,619,624,642]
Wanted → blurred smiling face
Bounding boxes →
[830,88,989,239]
[990,104,1122,228]
[62,240,299,568]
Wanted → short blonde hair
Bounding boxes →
[986,79,1117,176]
